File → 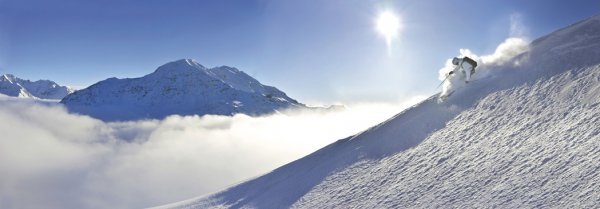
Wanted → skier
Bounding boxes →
[448,56,478,83]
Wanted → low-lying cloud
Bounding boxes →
[0,94,425,209]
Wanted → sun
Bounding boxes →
[376,11,401,49]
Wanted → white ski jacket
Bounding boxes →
[451,57,475,82]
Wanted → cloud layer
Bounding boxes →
[0,95,424,209]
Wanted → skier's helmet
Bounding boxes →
[452,57,460,65]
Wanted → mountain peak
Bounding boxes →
[175,58,201,66]
[1,74,17,83]
[153,58,207,74]
[0,74,74,99]
[62,59,305,121]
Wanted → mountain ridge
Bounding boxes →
[0,74,75,100]
[61,59,305,121]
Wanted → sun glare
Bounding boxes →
[376,11,401,50]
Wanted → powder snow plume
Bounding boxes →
[438,37,530,100]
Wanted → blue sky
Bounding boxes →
[1,0,599,104]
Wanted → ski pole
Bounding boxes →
[436,73,452,89]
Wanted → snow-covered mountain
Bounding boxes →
[61,59,305,121]
[0,74,75,100]
[156,15,600,208]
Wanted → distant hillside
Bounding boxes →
[61,59,305,121]
[0,74,74,100]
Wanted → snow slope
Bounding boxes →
[61,59,304,121]
[156,15,600,208]
[0,74,74,99]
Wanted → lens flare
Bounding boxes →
[376,11,401,51]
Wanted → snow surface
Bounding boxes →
[0,74,74,100]
[155,15,600,208]
[61,59,304,121]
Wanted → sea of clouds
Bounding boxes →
[0,94,425,209]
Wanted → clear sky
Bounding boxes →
[1,0,599,104]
